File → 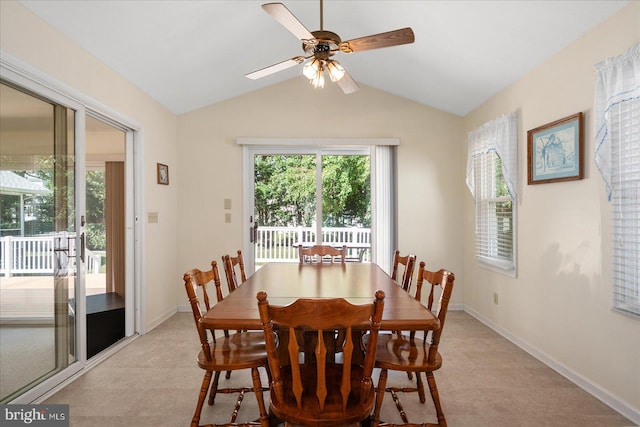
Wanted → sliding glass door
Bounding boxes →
[0,68,138,403]
[247,147,371,270]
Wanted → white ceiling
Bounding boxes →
[19,0,629,117]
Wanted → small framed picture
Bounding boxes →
[527,112,583,185]
[157,163,169,185]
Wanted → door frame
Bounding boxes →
[1,51,145,403]
[240,137,398,274]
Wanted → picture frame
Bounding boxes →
[157,163,169,185]
[527,112,583,185]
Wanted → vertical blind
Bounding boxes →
[372,145,397,274]
[594,44,640,317]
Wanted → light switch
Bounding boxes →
[148,212,158,223]
[224,198,232,210]
[225,213,231,223]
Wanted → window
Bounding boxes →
[594,44,640,317]
[467,112,518,275]
[474,154,514,266]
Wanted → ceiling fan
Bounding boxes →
[245,0,415,94]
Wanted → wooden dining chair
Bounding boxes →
[183,261,269,427]
[257,290,385,427]
[298,244,346,264]
[371,262,455,427]
[390,250,417,381]
[391,250,417,292]
[222,249,247,292]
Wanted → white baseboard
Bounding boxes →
[463,305,640,426]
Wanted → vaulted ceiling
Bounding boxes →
[19,0,630,116]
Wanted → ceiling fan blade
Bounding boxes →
[262,3,315,43]
[336,71,360,94]
[246,56,305,80]
[339,27,415,53]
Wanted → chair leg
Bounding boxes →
[250,367,270,427]
[415,371,426,403]
[371,368,388,427]
[425,371,446,427]
[264,364,272,385]
[208,370,222,405]
[193,370,213,427]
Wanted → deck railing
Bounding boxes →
[255,226,371,263]
[0,228,368,275]
[0,235,102,277]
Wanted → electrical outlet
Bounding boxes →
[148,212,158,223]
[224,198,232,210]
[493,292,499,305]
[225,213,231,223]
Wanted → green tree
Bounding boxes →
[254,154,370,228]
[5,157,106,249]
[322,155,370,227]
[85,170,106,250]
[255,155,316,226]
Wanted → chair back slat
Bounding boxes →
[340,326,354,411]
[315,330,328,411]
[287,325,303,410]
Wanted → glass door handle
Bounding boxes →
[250,222,258,243]
[80,232,86,263]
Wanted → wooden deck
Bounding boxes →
[0,274,107,320]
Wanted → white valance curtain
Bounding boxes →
[466,112,519,200]
[594,43,640,200]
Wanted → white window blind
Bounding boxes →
[474,153,514,268]
[467,113,518,274]
[594,44,640,317]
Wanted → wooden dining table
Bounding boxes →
[200,262,439,332]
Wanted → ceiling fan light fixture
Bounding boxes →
[310,64,325,88]
[326,59,345,82]
[303,58,321,79]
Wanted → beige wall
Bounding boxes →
[0,1,180,328]
[177,78,465,307]
[462,2,640,416]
